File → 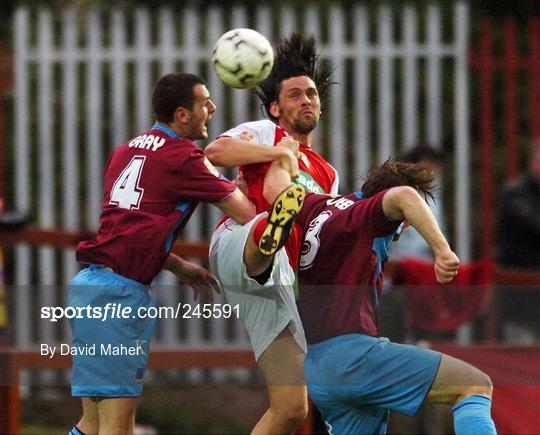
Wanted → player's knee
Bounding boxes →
[458,371,493,402]
[282,405,308,430]
[274,398,308,429]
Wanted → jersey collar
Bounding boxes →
[280,127,312,149]
[152,123,182,140]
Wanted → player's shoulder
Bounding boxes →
[304,192,331,205]
[300,193,336,220]
[220,119,278,144]
[232,119,276,132]
[352,189,391,209]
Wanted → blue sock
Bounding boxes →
[452,395,497,435]
[69,426,85,435]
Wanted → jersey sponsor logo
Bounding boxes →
[128,134,166,152]
[235,130,254,142]
[326,196,354,210]
[294,170,325,194]
[204,157,221,177]
[300,210,332,270]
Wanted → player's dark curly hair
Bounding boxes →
[256,32,334,122]
[361,159,436,202]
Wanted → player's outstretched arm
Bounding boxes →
[205,136,297,168]
[212,188,256,224]
[382,186,459,283]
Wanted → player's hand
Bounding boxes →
[174,259,222,302]
[434,248,460,284]
[276,137,300,157]
[275,148,300,179]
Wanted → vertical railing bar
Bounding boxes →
[304,5,323,158]
[354,6,370,176]
[377,5,394,163]
[61,10,78,348]
[111,10,127,148]
[37,8,55,383]
[14,7,31,354]
[454,2,471,263]
[402,6,418,150]
[329,6,347,189]
[427,5,442,147]
[135,8,151,133]
[86,9,103,230]
[158,8,175,76]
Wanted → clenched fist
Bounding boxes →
[434,248,460,284]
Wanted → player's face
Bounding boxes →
[186,84,216,140]
[272,76,321,136]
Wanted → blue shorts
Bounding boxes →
[68,265,156,397]
[304,334,441,435]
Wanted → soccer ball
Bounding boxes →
[212,28,274,89]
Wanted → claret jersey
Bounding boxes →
[294,190,401,344]
[220,119,339,267]
[77,124,237,284]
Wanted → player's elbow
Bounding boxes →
[284,404,309,430]
[231,195,257,224]
[272,399,309,431]
[214,190,256,224]
[457,372,493,402]
[235,206,256,225]
[204,138,229,166]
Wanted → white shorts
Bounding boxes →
[209,216,307,361]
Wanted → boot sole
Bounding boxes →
[258,184,305,256]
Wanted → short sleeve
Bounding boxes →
[353,190,401,237]
[174,147,237,203]
[219,120,277,146]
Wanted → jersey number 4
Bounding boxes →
[109,156,146,210]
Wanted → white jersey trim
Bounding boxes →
[220,119,280,147]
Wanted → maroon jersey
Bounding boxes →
[295,190,401,344]
[77,124,237,284]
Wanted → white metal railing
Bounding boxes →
[11,2,470,352]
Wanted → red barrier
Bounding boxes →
[0,348,256,435]
[472,17,540,260]
[530,19,540,140]
[432,345,540,435]
[503,19,519,181]
[477,20,496,260]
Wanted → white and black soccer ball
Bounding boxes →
[212,28,274,89]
